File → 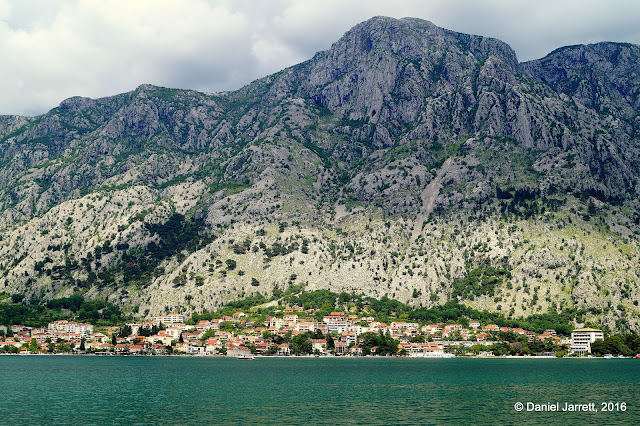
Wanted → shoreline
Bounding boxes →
[2,353,634,359]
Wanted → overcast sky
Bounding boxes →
[2,0,639,116]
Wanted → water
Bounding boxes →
[1,356,638,425]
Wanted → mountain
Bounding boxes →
[1,16,639,331]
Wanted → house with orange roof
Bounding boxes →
[323,316,348,332]
[350,345,362,356]
[537,333,554,341]
[283,314,298,324]
[340,332,357,345]
[404,327,419,337]
[195,320,212,331]
[205,339,223,354]
[10,325,31,333]
[295,322,315,333]
[94,343,112,351]
[153,344,167,354]
[31,332,53,343]
[314,323,328,334]
[476,332,490,342]
[310,339,327,354]
[165,327,183,339]
[232,312,246,320]
[334,341,348,355]
[422,324,442,334]
[264,316,284,329]
[254,341,275,354]
[129,344,145,354]
[277,343,291,356]
[147,334,173,346]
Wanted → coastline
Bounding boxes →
[2,352,633,359]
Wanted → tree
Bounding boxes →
[118,325,132,338]
[489,342,510,356]
[358,331,399,356]
[28,338,39,353]
[591,335,635,356]
[200,329,217,341]
[5,345,19,354]
[326,334,335,350]
[291,334,312,355]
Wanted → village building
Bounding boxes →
[310,339,327,354]
[571,328,604,354]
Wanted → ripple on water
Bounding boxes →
[0,356,638,425]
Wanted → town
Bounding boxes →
[0,307,626,358]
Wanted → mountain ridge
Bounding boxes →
[0,16,639,332]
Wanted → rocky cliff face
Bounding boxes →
[1,17,639,331]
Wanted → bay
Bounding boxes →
[0,356,638,425]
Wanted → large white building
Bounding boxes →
[153,313,187,324]
[48,320,94,337]
[570,328,604,354]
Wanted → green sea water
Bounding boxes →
[0,356,638,425]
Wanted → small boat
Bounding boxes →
[237,355,254,360]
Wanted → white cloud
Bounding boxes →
[0,0,253,115]
[1,0,639,116]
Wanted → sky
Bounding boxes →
[1,0,639,116]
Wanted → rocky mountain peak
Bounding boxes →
[523,42,640,122]
[294,16,522,135]
[59,96,96,112]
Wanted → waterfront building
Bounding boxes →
[310,339,327,354]
[570,328,604,354]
